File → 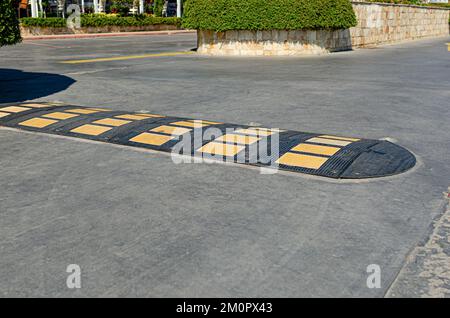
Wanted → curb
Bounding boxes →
[22,30,196,41]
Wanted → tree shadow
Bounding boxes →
[0,69,75,104]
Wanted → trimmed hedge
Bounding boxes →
[182,0,358,32]
[20,15,182,28]
[0,0,22,46]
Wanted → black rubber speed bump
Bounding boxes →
[0,102,416,179]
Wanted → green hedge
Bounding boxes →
[20,15,182,28]
[0,0,22,46]
[182,0,358,32]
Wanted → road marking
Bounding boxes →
[150,125,192,136]
[71,124,112,136]
[215,134,261,145]
[198,142,245,157]
[0,106,31,113]
[0,112,10,118]
[93,118,132,127]
[276,153,329,170]
[19,118,58,128]
[292,143,341,156]
[43,112,79,120]
[130,132,175,146]
[60,51,194,64]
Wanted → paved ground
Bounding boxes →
[0,34,449,297]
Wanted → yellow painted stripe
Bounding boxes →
[319,135,360,142]
[130,132,175,146]
[306,137,352,147]
[276,152,328,170]
[71,124,112,136]
[198,142,245,157]
[150,125,192,136]
[61,51,194,64]
[0,106,31,113]
[93,118,132,127]
[215,134,261,145]
[19,118,58,128]
[43,112,79,120]
[0,112,10,118]
[292,143,341,156]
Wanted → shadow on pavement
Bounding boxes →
[0,69,75,103]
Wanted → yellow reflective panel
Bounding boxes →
[65,108,101,114]
[115,114,148,121]
[150,125,192,136]
[170,121,210,128]
[20,103,53,108]
[89,108,111,111]
[291,143,340,156]
[188,119,222,125]
[135,113,165,118]
[306,137,352,147]
[215,134,261,145]
[198,142,245,157]
[19,118,58,128]
[276,153,328,170]
[93,118,132,127]
[70,124,112,136]
[234,128,275,137]
[0,106,31,113]
[130,133,175,146]
[43,112,79,120]
[319,135,360,142]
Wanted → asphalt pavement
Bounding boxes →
[0,33,449,297]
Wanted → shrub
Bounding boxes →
[20,15,182,28]
[153,0,165,17]
[182,0,358,32]
[0,0,22,46]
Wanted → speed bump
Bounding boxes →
[0,102,417,179]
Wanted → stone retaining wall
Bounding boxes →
[351,2,449,47]
[20,24,180,37]
[197,2,450,56]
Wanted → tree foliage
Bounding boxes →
[0,0,22,47]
